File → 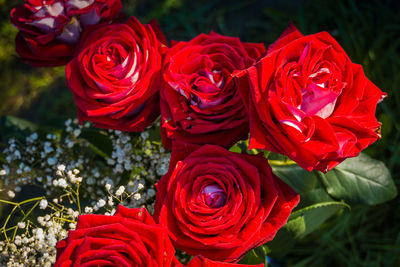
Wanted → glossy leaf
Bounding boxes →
[270,163,318,194]
[318,153,397,205]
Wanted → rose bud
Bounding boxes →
[54,206,182,266]
[66,17,167,131]
[10,0,122,67]
[234,24,386,172]
[154,143,299,262]
[161,32,265,149]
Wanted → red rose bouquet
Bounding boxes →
[2,1,396,267]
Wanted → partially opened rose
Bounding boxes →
[154,143,299,262]
[66,17,167,131]
[54,206,182,267]
[235,24,386,172]
[186,256,263,267]
[10,0,122,67]
[161,32,265,148]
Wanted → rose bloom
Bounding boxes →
[54,206,182,267]
[66,17,167,131]
[235,24,386,172]
[154,143,299,262]
[10,0,122,66]
[161,32,265,148]
[186,256,263,267]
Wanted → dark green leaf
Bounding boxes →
[239,245,268,265]
[318,153,397,205]
[267,189,349,257]
[288,201,350,236]
[270,163,318,194]
[79,129,113,158]
[0,115,39,142]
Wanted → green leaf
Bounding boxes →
[289,201,350,236]
[270,163,318,194]
[239,245,268,265]
[266,189,349,257]
[0,115,39,142]
[229,144,242,153]
[318,153,397,205]
[79,129,113,158]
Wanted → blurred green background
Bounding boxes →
[1,0,399,266]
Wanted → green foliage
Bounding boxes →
[270,163,318,194]
[79,129,113,159]
[0,116,39,142]
[239,246,269,266]
[1,0,400,266]
[318,153,397,205]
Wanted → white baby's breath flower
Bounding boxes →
[14,236,22,246]
[30,132,38,140]
[133,193,141,200]
[47,157,57,166]
[84,206,93,213]
[71,176,82,184]
[147,189,156,198]
[7,190,15,198]
[23,166,31,172]
[73,129,81,137]
[57,178,67,188]
[138,183,144,190]
[105,183,111,191]
[141,131,149,140]
[57,164,66,172]
[115,186,125,196]
[107,196,114,206]
[96,199,106,208]
[0,169,6,176]
[39,199,48,210]
[17,222,26,229]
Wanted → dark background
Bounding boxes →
[1,0,399,265]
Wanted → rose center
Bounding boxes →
[190,69,225,109]
[201,184,226,208]
[299,67,340,119]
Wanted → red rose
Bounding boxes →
[66,17,167,131]
[186,256,263,267]
[54,206,182,267]
[154,143,299,262]
[234,24,386,172]
[65,0,122,27]
[161,32,265,148]
[10,0,122,67]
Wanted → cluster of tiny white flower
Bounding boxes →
[0,119,171,265]
[0,119,170,206]
[0,161,147,266]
